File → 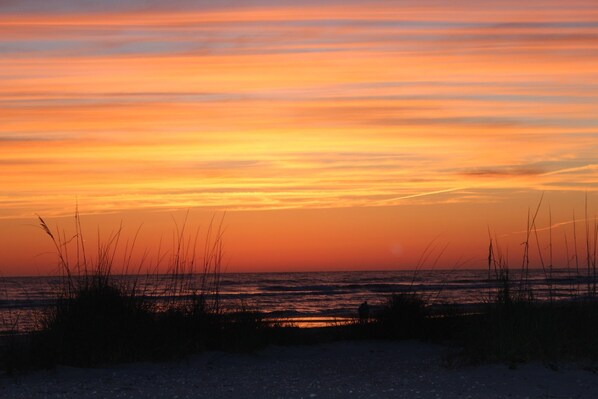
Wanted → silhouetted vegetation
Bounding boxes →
[375,293,428,339]
[458,195,598,364]
[0,212,275,373]
[2,196,598,373]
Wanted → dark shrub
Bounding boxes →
[376,293,428,339]
[35,282,155,366]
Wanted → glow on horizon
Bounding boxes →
[0,0,597,275]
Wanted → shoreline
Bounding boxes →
[0,268,589,331]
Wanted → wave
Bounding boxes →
[0,269,593,332]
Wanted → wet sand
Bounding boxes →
[1,341,597,398]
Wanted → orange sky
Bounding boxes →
[1,1,597,275]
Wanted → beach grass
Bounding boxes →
[0,212,276,373]
[459,196,598,364]
[458,299,598,365]
[3,198,598,372]
[374,292,428,339]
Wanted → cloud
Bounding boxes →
[0,0,366,14]
[0,158,58,165]
[0,0,596,219]
[0,135,63,143]
[461,167,546,178]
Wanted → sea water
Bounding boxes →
[0,268,591,332]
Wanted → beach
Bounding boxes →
[2,340,597,399]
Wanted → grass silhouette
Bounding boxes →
[1,212,272,373]
[2,197,598,372]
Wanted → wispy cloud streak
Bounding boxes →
[0,0,597,218]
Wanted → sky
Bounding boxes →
[0,0,597,275]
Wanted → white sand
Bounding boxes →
[1,341,597,398]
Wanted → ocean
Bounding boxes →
[0,268,591,332]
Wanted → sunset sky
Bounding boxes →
[1,0,597,275]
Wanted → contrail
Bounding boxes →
[539,164,598,176]
[379,163,597,204]
[380,186,468,202]
[504,217,596,237]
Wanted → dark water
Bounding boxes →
[0,268,592,332]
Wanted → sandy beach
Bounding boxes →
[1,340,597,399]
